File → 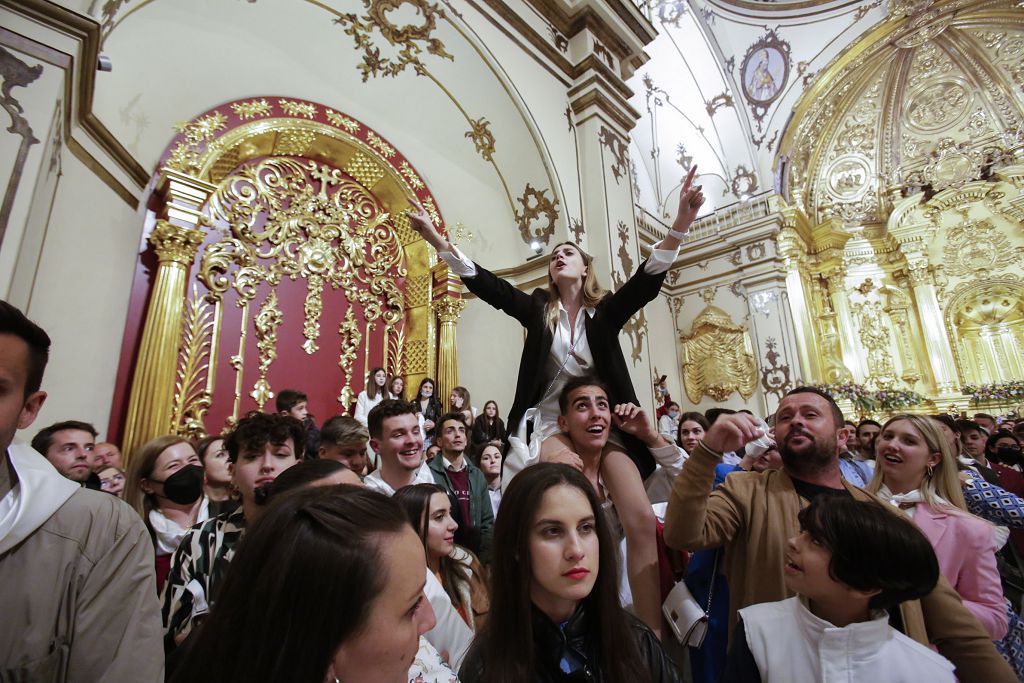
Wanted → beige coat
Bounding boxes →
[664,441,1016,683]
[1,447,163,682]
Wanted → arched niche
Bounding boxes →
[112,97,446,458]
[945,280,1024,385]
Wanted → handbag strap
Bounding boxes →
[704,549,720,614]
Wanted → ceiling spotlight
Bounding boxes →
[739,193,750,202]
[97,54,113,72]
[530,240,543,254]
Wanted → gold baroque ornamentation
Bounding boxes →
[624,310,647,365]
[337,307,362,406]
[389,327,406,376]
[855,300,899,389]
[325,109,361,133]
[465,117,495,162]
[406,338,429,374]
[612,221,633,289]
[570,218,584,244]
[171,286,215,439]
[279,99,318,119]
[905,80,971,133]
[598,127,630,184]
[201,156,405,356]
[251,289,283,409]
[942,218,1012,277]
[366,130,396,158]
[760,338,792,400]
[399,161,425,189]
[681,305,758,403]
[705,92,734,117]
[231,99,272,120]
[433,296,466,323]
[345,152,387,187]
[335,0,453,82]
[150,220,205,265]
[166,112,228,175]
[515,184,559,245]
[274,129,317,156]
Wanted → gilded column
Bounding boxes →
[906,262,959,393]
[433,296,465,411]
[778,224,820,383]
[122,170,214,464]
[825,268,868,382]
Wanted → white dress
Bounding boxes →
[353,389,386,426]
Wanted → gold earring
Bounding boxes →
[926,463,935,478]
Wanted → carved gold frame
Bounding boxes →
[122,107,440,457]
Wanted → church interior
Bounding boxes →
[2,0,1023,455]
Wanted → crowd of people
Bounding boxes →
[3,169,1024,681]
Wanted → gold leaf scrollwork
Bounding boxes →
[279,99,318,119]
[335,0,453,82]
[231,99,272,120]
[326,109,361,133]
[171,286,215,439]
[681,305,758,403]
[598,127,630,184]
[251,289,283,409]
[166,112,228,174]
[760,337,792,400]
[465,117,495,161]
[337,307,362,405]
[515,184,559,246]
[389,327,406,376]
[303,273,324,354]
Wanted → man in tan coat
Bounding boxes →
[0,300,163,681]
[664,386,1015,681]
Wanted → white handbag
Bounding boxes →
[662,550,719,648]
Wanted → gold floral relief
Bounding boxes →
[681,305,758,403]
[251,289,283,409]
[200,155,406,382]
[171,286,215,438]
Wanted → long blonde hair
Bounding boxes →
[124,435,191,518]
[866,414,967,511]
[544,242,608,332]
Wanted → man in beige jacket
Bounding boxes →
[664,386,1015,682]
[0,300,163,682]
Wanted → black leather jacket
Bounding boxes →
[460,604,684,682]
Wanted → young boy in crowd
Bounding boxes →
[276,389,319,460]
[318,415,370,476]
[723,497,955,682]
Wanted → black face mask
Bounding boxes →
[155,465,204,505]
[995,446,1023,467]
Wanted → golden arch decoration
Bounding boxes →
[680,305,758,403]
[945,278,1024,386]
[118,97,444,459]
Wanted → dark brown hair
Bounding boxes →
[170,485,410,683]
[466,463,648,683]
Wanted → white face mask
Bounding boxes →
[668,410,680,419]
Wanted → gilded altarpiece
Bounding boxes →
[114,98,444,453]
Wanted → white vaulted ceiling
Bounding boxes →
[628,0,889,224]
[55,0,575,268]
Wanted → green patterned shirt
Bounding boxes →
[160,507,246,647]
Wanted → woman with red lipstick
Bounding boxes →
[395,483,490,632]
[460,464,682,682]
[866,414,1008,641]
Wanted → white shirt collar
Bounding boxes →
[442,455,466,472]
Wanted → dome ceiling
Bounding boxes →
[778,0,1024,226]
[628,0,888,224]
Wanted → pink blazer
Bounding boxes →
[913,503,1008,640]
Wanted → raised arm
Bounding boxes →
[406,199,535,325]
[664,413,764,550]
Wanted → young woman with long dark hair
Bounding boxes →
[395,483,490,632]
[459,463,682,682]
[415,377,443,443]
[170,486,437,683]
[354,366,390,426]
[472,400,505,446]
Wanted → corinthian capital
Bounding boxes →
[149,220,205,265]
[432,296,466,323]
